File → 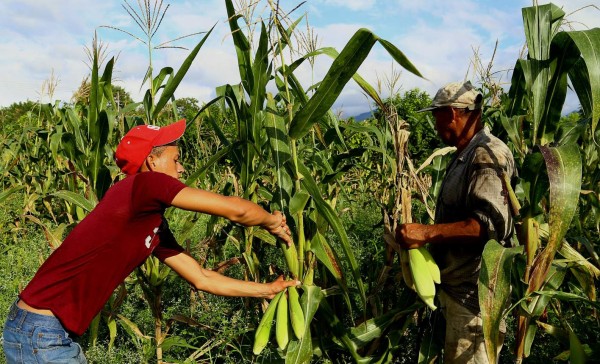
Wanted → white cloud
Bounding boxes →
[1,0,599,116]
[322,0,377,11]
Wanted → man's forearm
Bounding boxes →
[426,218,486,245]
[397,217,486,249]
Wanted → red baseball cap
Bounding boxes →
[115,119,186,175]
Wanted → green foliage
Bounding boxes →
[2,1,600,363]
[374,88,441,165]
[0,101,41,136]
[478,3,600,363]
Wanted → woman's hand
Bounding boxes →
[264,275,301,299]
[265,211,293,246]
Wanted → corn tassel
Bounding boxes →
[253,291,283,355]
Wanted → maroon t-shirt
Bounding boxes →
[20,172,187,336]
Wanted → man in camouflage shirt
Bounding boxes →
[396,81,516,363]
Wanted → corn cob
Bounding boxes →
[419,247,441,284]
[279,241,299,278]
[287,286,305,339]
[408,248,437,310]
[400,248,416,289]
[253,291,284,355]
[275,290,290,350]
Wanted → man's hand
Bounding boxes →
[396,223,429,249]
[265,211,293,246]
[265,275,301,299]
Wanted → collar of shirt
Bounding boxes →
[455,126,491,164]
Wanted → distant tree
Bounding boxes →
[375,88,442,165]
[111,85,136,110]
[71,79,135,111]
[173,97,201,122]
[0,100,41,136]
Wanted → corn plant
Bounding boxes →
[100,0,213,125]
[185,1,426,361]
[478,3,600,362]
[333,73,458,361]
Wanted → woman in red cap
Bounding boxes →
[3,119,298,364]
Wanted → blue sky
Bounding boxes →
[1,0,599,116]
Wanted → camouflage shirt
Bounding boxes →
[431,126,516,314]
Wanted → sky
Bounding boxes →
[1,0,599,117]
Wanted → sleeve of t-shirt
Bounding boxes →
[131,173,187,260]
[153,219,185,261]
[467,146,514,243]
[132,172,188,212]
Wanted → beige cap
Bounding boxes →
[418,81,483,112]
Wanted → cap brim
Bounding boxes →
[153,119,187,146]
[416,106,438,113]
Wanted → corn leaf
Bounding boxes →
[289,28,422,140]
[530,290,600,309]
[225,0,253,94]
[520,4,564,145]
[285,286,323,364]
[570,266,596,301]
[479,240,523,364]
[566,28,600,133]
[161,336,198,352]
[347,305,419,348]
[250,22,270,123]
[100,57,115,111]
[302,46,384,108]
[152,25,214,120]
[265,93,291,165]
[297,161,365,304]
[311,231,344,284]
[184,143,237,186]
[319,299,410,362]
[89,110,110,199]
[376,38,423,79]
[528,144,581,293]
[65,109,85,151]
[116,313,151,340]
[569,330,588,364]
[569,58,594,119]
[560,240,600,279]
[52,190,96,212]
[89,42,99,129]
[523,263,568,357]
[506,60,527,117]
[289,191,310,215]
[522,3,564,60]
[537,321,569,344]
[23,215,68,250]
[0,186,24,204]
[542,32,581,142]
[252,228,276,246]
[152,67,174,98]
[107,317,117,349]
